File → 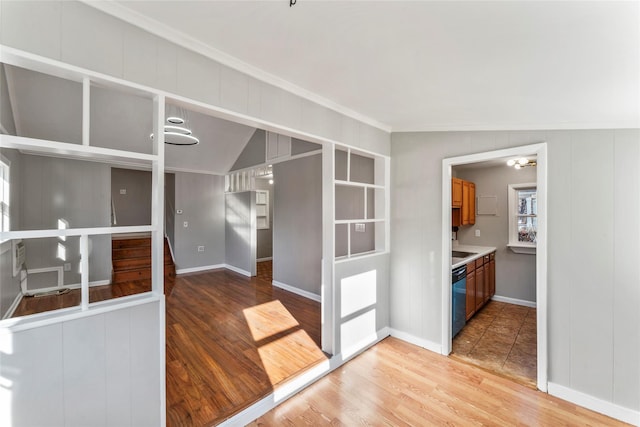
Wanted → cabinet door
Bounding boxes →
[466,268,476,320]
[452,178,463,207]
[483,258,490,303]
[475,264,485,310]
[469,183,476,225]
[489,257,496,297]
[461,181,470,225]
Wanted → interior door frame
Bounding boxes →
[440,142,548,392]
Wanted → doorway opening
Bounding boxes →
[441,143,548,392]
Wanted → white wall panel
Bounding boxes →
[105,309,132,427]
[156,39,178,94]
[0,324,65,427]
[0,1,61,61]
[220,64,249,115]
[176,49,221,106]
[130,302,161,427]
[545,131,573,386]
[612,129,640,409]
[569,131,614,401]
[63,314,107,427]
[61,2,124,78]
[260,82,303,132]
[123,25,159,88]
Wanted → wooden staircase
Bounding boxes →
[112,236,176,295]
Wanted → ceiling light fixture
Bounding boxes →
[150,105,200,146]
[506,157,536,169]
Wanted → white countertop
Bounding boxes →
[451,244,497,269]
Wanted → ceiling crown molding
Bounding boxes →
[81,1,392,133]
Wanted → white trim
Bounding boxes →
[389,328,443,354]
[491,295,537,308]
[175,263,225,275]
[0,293,160,334]
[17,279,112,297]
[81,1,391,133]
[224,264,252,277]
[340,326,391,361]
[441,143,548,393]
[272,280,321,303]
[334,249,389,264]
[548,382,640,426]
[507,244,537,255]
[256,257,272,262]
[391,120,640,133]
[2,292,23,320]
[508,182,537,248]
[25,266,64,288]
[67,279,111,290]
[0,225,154,240]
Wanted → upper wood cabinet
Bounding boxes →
[452,178,463,207]
[452,178,475,226]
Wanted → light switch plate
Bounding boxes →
[119,189,126,195]
[197,246,205,252]
[475,229,481,237]
[355,223,365,232]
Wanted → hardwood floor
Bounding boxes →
[452,300,537,387]
[166,268,325,426]
[249,337,630,426]
[12,279,151,317]
[256,260,273,283]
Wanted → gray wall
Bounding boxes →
[0,64,16,135]
[230,129,266,171]
[0,1,390,156]
[255,178,273,260]
[174,172,226,270]
[165,173,175,250]
[110,168,152,226]
[225,191,255,275]
[0,301,161,426]
[273,154,322,295]
[391,129,640,413]
[456,164,537,303]
[20,154,111,288]
[0,148,22,318]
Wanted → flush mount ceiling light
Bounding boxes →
[506,157,536,169]
[149,105,200,146]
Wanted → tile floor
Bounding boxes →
[452,300,537,386]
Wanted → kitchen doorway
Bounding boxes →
[441,143,548,392]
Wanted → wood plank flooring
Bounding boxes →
[250,337,630,426]
[452,300,537,387]
[166,268,325,426]
[12,279,151,317]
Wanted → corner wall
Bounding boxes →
[390,129,640,417]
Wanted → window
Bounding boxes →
[0,154,10,243]
[508,183,536,254]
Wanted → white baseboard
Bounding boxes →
[272,280,321,302]
[389,328,443,354]
[257,257,272,262]
[224,264,252,277]
[491,295,537,308]
[548,382,640,426]
[2,292,23,320]
[339,326,391,361]
[67,280,111,289]
[176,264,226,275]
[219,327,389,427]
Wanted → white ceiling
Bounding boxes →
[109,0,640,132]
[4,64,257,174]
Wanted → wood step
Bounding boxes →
[113,264,176,284]
[112,238,151,249]
[113,255,173,272]
[113,246,152,260]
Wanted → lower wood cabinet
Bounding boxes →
[465,251,496,321]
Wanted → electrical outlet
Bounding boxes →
[475,229,481,237]
[119,189,126,195]
[183,221,188,228]
[63,263,71,272]
[355,223,365,232]
[197,246,205,252]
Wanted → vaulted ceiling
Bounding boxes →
[106,1,639,131]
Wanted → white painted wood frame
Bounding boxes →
[441,143,548,392]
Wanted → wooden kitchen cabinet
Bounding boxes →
[464,251,496,320]
[452,178,463,208]
[489,253,495,297]
[465,261,476,320]
[452,178,475,226]
[475,264,485,311]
